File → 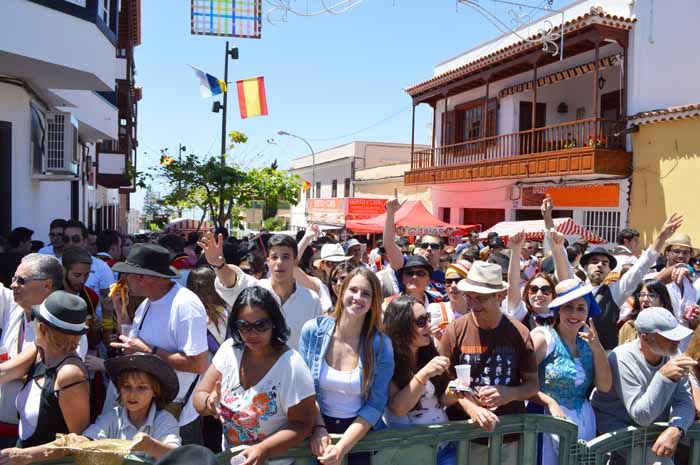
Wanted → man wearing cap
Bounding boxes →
[552,213,683,351]
[591,308,696,465]
[383,255,444,310]
[438,261,538,465]
[343,238,367,269]
[110,244,209,443]
[199,232,322,350]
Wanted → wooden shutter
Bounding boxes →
[442,110,458,146]
[486,98,498,137]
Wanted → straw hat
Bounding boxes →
[456,261,507,294]
[664,233,699,255]
[312,243,352,268]
[446,260,471,279]
[52,436,134,465]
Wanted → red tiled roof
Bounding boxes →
[628,104,700,125]
[405,9,635,97]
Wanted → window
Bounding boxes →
[315,182,321,199]
[306,186,311,201]
[461,105,483,141]
[461,208,505,232]
[441,208,451,223]
[583,210,621,244]
[344,178,351,197]
[99,0,110,24]
[331,180,337,198]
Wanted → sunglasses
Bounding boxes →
[528,285,553,295]
[420,243,441,250]
[414,314,431,328]
[63,235,83,244]
[11,275,44,286]
[404,269,428,278]
[445,277,462,285]
[235,318,273,334]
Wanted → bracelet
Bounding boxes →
[212,260,226,270]
[413,374,427,385]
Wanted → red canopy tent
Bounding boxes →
[346,200,476,236]
[163,218,214,235]
[479,218,607,244]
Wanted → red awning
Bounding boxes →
[163,218,213,234]
[479,218,607,243]
[346,200,476,236]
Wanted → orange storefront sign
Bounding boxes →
[521,184,620,208]
[307,198,346,213]
[346,198,387,220]
[306,198,388,226]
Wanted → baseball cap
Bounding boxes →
[635,307,694,341]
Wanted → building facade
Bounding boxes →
[403,0,690,241]
[289,141,425,231]
[0,0,141,242]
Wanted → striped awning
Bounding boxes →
[163,218,213,234]
[479,218,607,244]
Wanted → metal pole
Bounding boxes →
[178,142,183,218]
[219,40,229,226]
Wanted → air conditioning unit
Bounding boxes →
[33,111,79,178]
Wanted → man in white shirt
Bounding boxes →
[200,233,322,349]
[110,244,209,444]
[37,218,67,259]
[612,228,641,272]
[520,239,538,281]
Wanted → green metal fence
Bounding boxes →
[30,416,700,465]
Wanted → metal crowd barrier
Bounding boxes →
[34,416,700,465]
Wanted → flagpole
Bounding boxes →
[219,40,230,228]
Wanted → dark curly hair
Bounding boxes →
[383,295,449,404]
[227,286,290,349]
[630,279,674,320]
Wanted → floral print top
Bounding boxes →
[212,339,316,450]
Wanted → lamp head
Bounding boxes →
[277,130,289,136]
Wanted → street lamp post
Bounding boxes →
[277,130,316,197]
[177,143,186,217]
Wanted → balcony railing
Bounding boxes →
[412,118,626,170]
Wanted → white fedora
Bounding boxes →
[457,261,508,294]
[313,243,352,268]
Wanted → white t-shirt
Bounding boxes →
[383,379,449,427]
[86,256,116,295]
[132,283,208,426]
[215,267,323,349]
[212,339,315,454]
[318,359,363,418]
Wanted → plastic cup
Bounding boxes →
[230,454,246,465]
[454,364,471,384]
[120,324,133,337]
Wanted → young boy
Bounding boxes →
[81,353,182,460]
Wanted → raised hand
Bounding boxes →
[509,231,526,249]
[578,319,604,352]
[385,198,405,215]
[548,229,566,247]
[197,232,225,267]
[658,213,683,243]
[540,195,553,218]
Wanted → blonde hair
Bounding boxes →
[36,321,81,354]
[331,267,384,397]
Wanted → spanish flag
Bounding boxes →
[190,65,227,98]
[301,180,311,192]
[236,76,268,119]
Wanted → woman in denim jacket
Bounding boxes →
[299,268,394,465]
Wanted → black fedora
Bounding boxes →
[105,353,179,403]
[580,246,618,270]
[113,243,177,279]
[402,255,433,276]
[154,445,218,465]
[32,291,88,335]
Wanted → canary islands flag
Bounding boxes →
[301,180,311,192]
[190,65,227,98]
[236,76,268,119]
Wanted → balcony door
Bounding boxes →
[519,101,546,154]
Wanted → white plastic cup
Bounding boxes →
[454,364,471,384]
[230,454,246,465]
[120,324,133,337]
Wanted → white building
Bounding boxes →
[288,141,426,231]
[0,0,141,242]
[403,0,699,241]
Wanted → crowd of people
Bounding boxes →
[0,195,699,465]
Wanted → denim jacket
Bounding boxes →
[298,316,394,429]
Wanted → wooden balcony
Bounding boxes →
[405,118,631,185]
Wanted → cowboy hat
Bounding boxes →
[112,244,178,279]
[32,291,88,335]
[313,243,352,268]
[580,247,618,271]
[457,261,507,294]
[548,279,601,317]
[105,353,179,403]
[664,233,699,255]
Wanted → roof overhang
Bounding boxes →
[627,104,700,126]
[406,10,635,105]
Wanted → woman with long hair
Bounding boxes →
[299,267,394,465]
[186,266,229,453]
[193,286,318,465]
[530,279,612,465]
[382,296,455,465]
[328,262,355,308]
[618,279,674,345]
[506,232,557,330]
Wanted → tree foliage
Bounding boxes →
[141,132,301,230]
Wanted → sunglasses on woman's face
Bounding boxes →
[414,314,431,328]
[235,318,273,334]
[528,285,553,295]
[445,278,461,286]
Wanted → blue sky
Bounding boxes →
[133,0,566,210]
